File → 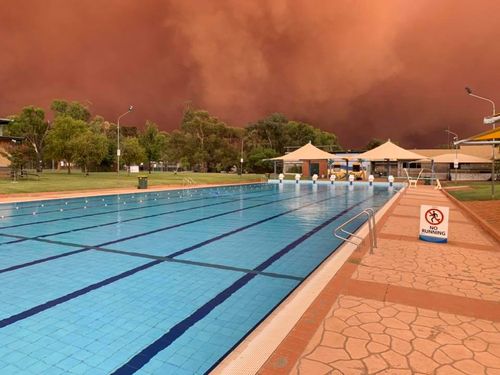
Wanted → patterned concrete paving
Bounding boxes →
[258,186,500,375]
[292,295,500,375]
[463,200,500,235]
[353,239,500,301]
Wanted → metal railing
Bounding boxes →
[334,208,377,254]
[182,177,196,186]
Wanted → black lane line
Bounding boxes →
[0,260,163,329]
[111,195,377,375]
[0,189,344,329]
[0,184,275,228]
[0,229,303,281]
[0,183,266,212]
[96,190,323,247]
[89,247,303,281]
[0,190,319,274]
[0,183,268,214]
[0,186,280,244]
[33,191,279,239]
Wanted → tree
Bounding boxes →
[6,106,50,172]
[45,116,87,173]
[138,121,167,173]
[51,99,91,121]
[0,141,32,178]
[72,130,108,175]
[245,114,342,155]
[180,108,237,171]
[122,137,146,172]
[246,113,288,154]
[246,147,278,173]
[365,138,384,150]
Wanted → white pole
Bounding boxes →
[116,106,133,174]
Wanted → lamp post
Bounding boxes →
[116,106,133,174]
[240,137,244,175]
[465,87,496,198]
[445,129,459,182]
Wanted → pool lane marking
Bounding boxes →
[0,183,267,213]
[0,186,281,243]
[0,232,302,281]
[0,260,162,329]
[95,190,327,247]
[88,247,304,281]
[0,183,269,213]
[34,191,281,239]
[0,189,347,328]
[0,190,320,274]
[0,184,275,228]
[111,195,377,375]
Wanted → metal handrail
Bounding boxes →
[182,177,196,186]
[334,208,377,254]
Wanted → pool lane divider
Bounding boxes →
[0,186,281,244]
[111,194,377,375]
[0,189,324,274]
[34,191,284,239]
[0,183,268,213]
[0,184,276,228]
[0,189,349,329]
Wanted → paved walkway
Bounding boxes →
[258,186,500,375]
[462,200,500,235]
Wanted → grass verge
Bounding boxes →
[0,171,265,195]
[446,181,500,201]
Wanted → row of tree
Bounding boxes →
[3,100,343,174]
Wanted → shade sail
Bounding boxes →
[356,140,425,161]
[417,153,492,163]
[456,127,500,145]
[463,127,500,141]
[270,142,337,161]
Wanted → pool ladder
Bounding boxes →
[333,208,377,254]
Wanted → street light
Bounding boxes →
[465,86,496,198]
[240,137,244,175]
[445,129,459,182]
[117,105,134,174]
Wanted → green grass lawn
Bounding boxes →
[446,181,500,201]
[0,171,266,195]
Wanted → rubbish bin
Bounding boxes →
[138,176,148,189]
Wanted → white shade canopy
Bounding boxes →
[270,142,337,161]
[356,139,425,161]
[418,153,492,164]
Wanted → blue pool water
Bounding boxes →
[0,182,401,374]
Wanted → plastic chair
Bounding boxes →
[404,168,423,188]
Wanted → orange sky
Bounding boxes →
[1,0,500,148]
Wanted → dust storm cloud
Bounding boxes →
[1,0,500,148]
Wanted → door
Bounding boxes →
[310,163,319,176]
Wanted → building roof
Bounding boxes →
[413,145,498,160]
[270,142,337,161]
[418,153,491,164]
[356,139,425,161]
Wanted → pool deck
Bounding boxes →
[257,186,500,375]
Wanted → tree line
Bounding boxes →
[3,100,343,174]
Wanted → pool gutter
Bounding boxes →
[211,185,406,375]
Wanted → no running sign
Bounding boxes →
[419,205,450,243]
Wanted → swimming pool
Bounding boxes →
[0,182,401,374]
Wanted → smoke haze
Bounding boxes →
[1,0,500,148]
